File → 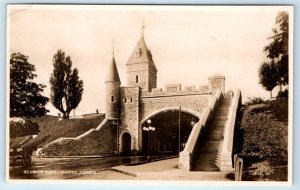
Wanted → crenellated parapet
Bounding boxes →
[141,84,210,98]
[141,74,225,98]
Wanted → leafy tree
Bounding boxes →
[10,52,49,137]
[262,12,289,92]
[10,119,40,138]
[258,61,278,98]
[49,49,84,119]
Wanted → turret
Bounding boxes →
[105,56,121,120]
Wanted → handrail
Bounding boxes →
[220,89,241,171]
[179,89,223,170]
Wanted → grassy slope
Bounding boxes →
[27,114,105,148]
[234,99,288,181]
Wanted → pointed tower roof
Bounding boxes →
[106,57,121,83]
[126,37,157,71]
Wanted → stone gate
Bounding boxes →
[105,34,225,154]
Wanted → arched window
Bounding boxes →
[136,75,139,83]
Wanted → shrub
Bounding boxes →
[245,97,265,106]
[277,89,288,100]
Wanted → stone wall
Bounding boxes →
[126,63,157,92]
[105,81,120,120]
[119,86,140,152]
[140,94,212,120]
[42,121,115,156]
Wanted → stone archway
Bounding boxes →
[139,107,200,155]
[139,106,200,127]
[120,132,131,155]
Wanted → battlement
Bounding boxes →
[141,84,211,98]
[140,74,225,98]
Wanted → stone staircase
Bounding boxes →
[192,97,232,171]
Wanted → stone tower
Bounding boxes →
[105,55,121,120]
[126,36,157,92]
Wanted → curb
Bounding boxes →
[125,155,178,166]
[110,168,138,177]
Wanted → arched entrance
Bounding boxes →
[121,132,131,155]
[141,109,199,156]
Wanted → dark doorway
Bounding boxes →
[121,132,131,155]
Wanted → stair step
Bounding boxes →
[193,167,220,172]
[194,161,218,167]
[194,159,218,164]
[201,140,220,146]
[213,116,228,120]
[206,134,224,141]
[198,150,219,154]
[193,162,220,171]
[210,120,227,127]
[207,123,225,128]
[206,130,224,135]
[220,101,231,105]
[199,146,220,153]
[214,111,229,115]
[216,107,229,111]
[214,111,229,116]
[218,104,231,108]
[191,97,232,172]
[193,160,218,165]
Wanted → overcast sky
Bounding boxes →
[8,5,292,116]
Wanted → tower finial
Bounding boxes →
[141,20,145,38]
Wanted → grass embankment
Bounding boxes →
[28,114,105,148]
[234,99,288,181]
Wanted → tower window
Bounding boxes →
[136,75,139,83]
[124,98,127,103]
[111,96,114,103]
[130,98,133,103]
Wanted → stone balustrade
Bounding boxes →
[220,89,242,172]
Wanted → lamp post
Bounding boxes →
[143,119,155,162]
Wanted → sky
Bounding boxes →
[7,5,293,116]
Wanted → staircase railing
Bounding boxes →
[220,89,241,171]
[179,89,223,171]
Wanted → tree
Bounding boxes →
[10,52,49,137]
[10,119,40,138]
[49,49,84,119]
[258,61,278,98]
[10,53,49,118]
[262,12,289,92]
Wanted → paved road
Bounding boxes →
[9,156,147,179]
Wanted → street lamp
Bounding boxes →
[143,119,155,161]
